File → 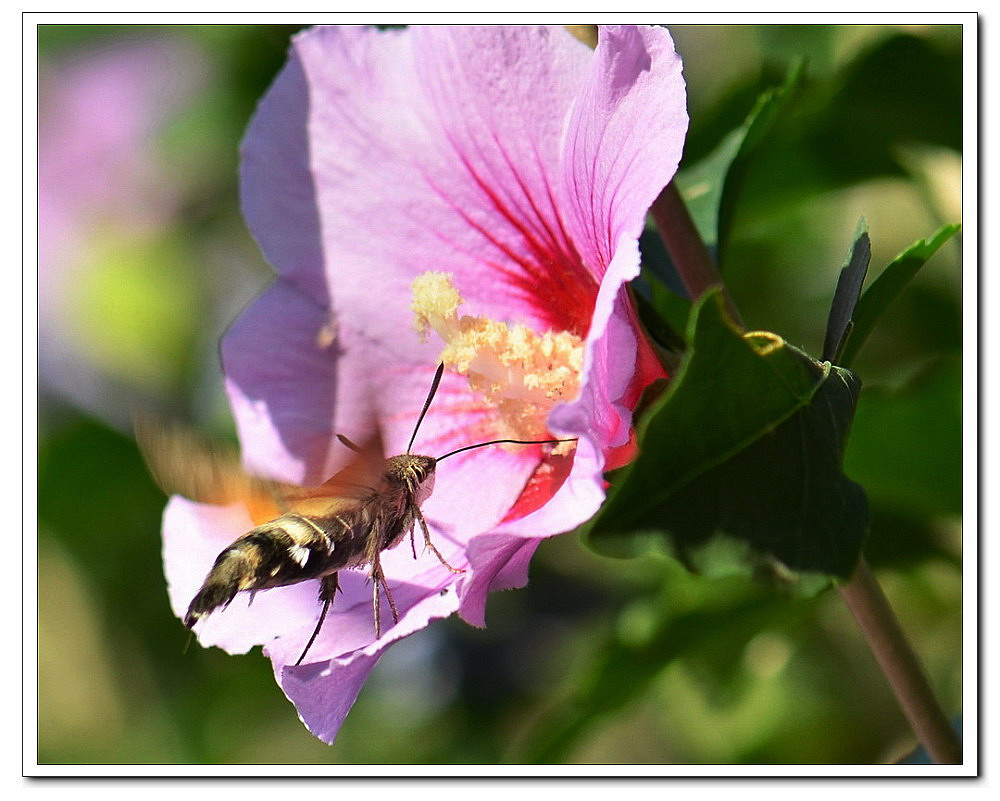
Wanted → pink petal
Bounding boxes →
[277,650,380,745]
[241,26,597,355]
[549,269,645,453]
[456,437,607,626]
[275,571,460,744]
[221,278,380,485]
[549,24,685,453]
[560,25,687,275]
[458,533,540,628]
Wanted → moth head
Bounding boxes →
[386,453,437,503]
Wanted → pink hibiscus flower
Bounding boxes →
[162,24,687,744]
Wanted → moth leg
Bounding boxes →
[383,575,400,625]
[409,523,417,560]
[414,505,465,573]
[294,573,339,667]
[370,551,400,639]
[372,570,380,639]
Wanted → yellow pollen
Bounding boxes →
[411,271,582,451]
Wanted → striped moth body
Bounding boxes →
[181,450,447,663]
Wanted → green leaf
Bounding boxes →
[675,126,742,249]
[715,60,804,269]
[844,355,962,518]
[674,61,803,256]
[585,288,869,580]
[839,223,961,367]
[822,219,872,363]
[804,33,962,187]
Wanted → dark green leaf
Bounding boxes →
[586,288,869,580]
[715,60,804,269]
[804,33,962,187]
[654,365,868,579]
[822,219,872,363]
[839,224,961,367]
[844,355,962,518]
[707,32,961,251]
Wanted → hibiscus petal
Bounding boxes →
[457,437,606,626]
[241,26,599,355]
[221,278,377,485]
[560,25,687,275]
[458,533,540,627]
[276,576,460,744]
[549,267,643,453]
[277,649,380,746]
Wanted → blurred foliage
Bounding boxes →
[36,23,963,766]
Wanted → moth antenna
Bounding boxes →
[336,434,363,453]
[435,437,578,462]
[407,362,445,454]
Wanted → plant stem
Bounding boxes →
[649,181,745,328]
[838,557,962,764]
[651,173,959,764]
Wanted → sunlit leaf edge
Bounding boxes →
[839,223,961,367]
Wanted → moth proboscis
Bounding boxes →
[136,363,576,666]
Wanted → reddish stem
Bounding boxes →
[838,558,962,764]
[649,181,745,328]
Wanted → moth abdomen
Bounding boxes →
[184,515,351,628]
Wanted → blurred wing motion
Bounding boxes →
[276,434,388,515]
[133,411,385,523]
[135,411,279,523]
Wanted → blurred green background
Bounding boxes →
[36,24,963,765]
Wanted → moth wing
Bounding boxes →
[280,432,387,518]
[133,411,285,524]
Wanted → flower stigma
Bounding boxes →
[411,271,582,454]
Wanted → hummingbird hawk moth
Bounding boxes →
[138,363,574,666]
